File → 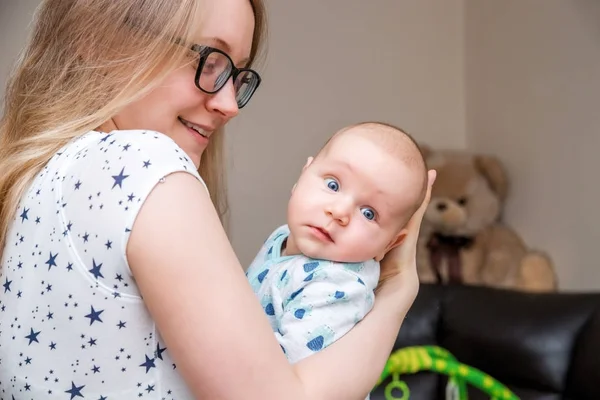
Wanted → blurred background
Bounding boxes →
[2,1,600,398]
[1,0,598,292]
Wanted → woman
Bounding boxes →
[0,0,435,399]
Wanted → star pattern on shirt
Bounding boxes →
[0,130,203,399]
[111,167,130,189]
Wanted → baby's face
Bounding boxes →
[286,133,423,263]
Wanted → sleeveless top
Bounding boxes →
[0,130,207,399]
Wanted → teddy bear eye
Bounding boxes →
[457,197,468,206]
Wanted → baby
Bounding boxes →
[246,121,428,368]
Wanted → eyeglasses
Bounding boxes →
[191,45,261,109]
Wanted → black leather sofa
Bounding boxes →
[370,284,600,400]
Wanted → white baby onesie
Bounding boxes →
[246,225,380,364]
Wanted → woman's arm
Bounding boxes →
[127,170,434,400]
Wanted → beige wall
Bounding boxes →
[226,0,467,266]
[0,0,467,268]
[2,1,598,290]
[465,0,600,290]
[0,0,42,109]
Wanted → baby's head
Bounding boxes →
[284,122,428,263]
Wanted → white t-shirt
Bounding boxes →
[0,130,206,399]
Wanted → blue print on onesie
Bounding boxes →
[246,224,380,367]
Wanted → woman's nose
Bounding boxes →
[206,78,239,119]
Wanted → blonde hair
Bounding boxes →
[0,0,268,253]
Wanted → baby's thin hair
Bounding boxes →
[321,121,429,219]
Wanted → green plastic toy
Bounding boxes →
[373,346,520,400]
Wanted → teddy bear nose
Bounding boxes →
[437,202,448,212]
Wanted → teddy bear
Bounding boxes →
[416,144,558,292]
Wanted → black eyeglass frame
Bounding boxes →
[190,44,262,109]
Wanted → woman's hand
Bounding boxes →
[377,169,437,301]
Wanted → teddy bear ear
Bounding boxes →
[474,155,508,201]
[417,142,432,160]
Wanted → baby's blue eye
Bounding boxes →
[325,178,339,192]
[361,207,376,221]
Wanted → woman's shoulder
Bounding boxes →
[45,129,208,282]
[56,129,205,189]
[84,129,196,169]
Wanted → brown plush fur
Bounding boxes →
[416,144,558,292]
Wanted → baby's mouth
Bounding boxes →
[312,226,333,242]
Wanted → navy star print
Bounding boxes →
[0,130,208,399]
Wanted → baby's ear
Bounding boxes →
[303,156,314,171]
[292,157,314,194]
[375,229,408,261]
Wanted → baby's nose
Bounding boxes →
[326,204,351,225]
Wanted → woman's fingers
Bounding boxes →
[402,169,436,248]
[377,169,436,285]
